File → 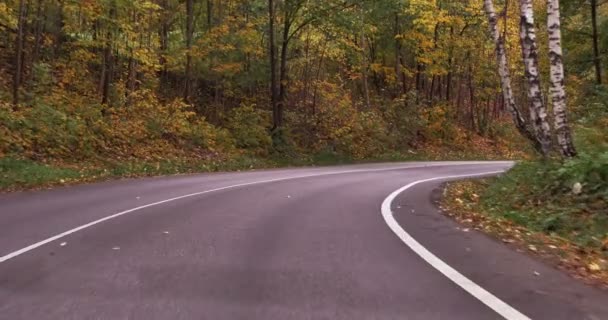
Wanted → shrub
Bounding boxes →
[225,104,272,154]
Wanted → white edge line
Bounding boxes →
[0,161,513,264]
[381,171,531,320]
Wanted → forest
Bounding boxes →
[1,0,608,288]
[0,0,606,186]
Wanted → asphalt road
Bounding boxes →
[1,162,607,319]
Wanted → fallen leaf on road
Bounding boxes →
[588,263,601,272]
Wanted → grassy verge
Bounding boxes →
[441,157,608,287]
[1,135,528,192]
[0,152,416,192]
[0,155,274,191]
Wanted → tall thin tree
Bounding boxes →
[547,0,577,157]
[269,0,280,131]
[184,0,194,103]
[519,0,553,156]
[483,0,540,152]
[591,0,602,85]
[13,0,26,106]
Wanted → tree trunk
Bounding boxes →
[394,12,405,96]
[547,0,577,157]
[415,64,422,92]
[32,0,44,67]
[278,13,292,128]
[519,0,553,156]
[468,62,476,132]
[429,75,436,101]
[13,0,26,106]
[184,0,194,103]
[159,0,169,89]
[127,50,137,94]
[483,0,541,152]
[53,0,65,58]
[446,27,454,102]
[360,33,371,108]
[100,2,116,105]
[207,0,213,29]
[591,0,602,85]
[269,0,280,130]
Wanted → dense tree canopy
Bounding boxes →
[0,0,606,165]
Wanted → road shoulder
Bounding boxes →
[390,180,608,320]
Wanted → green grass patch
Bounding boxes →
[480,152,608,250]
[0,144,522,192]
[0,158,84,190]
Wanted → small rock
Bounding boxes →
[533,271,541,276]
[572,182,583,195]
[528,245,538,252]
[163,231,170,234]
[462,228,470,233]
[60,242,67,247]
[112,247,120,250]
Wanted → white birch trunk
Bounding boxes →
[519,0,553,157]
[483,0,539,150]
[547,0,577,157]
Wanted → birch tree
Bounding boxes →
[483,0,540,152]
[519,0,553,157]
[547,0,577,158]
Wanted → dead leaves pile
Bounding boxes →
[441,181,608,289]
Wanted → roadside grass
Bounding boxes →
[0,152,414,191]
[0,141,523,192]
[0,155,277,192]
[0,158,86,190]
[442,154,608,287]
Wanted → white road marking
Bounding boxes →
[0,162,511,264]
[381,171,531,320]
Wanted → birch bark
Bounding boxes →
[547,0,577,157]
[519,0,553,157]
[483,0,540,151]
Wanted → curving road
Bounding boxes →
[0,162,607,319]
